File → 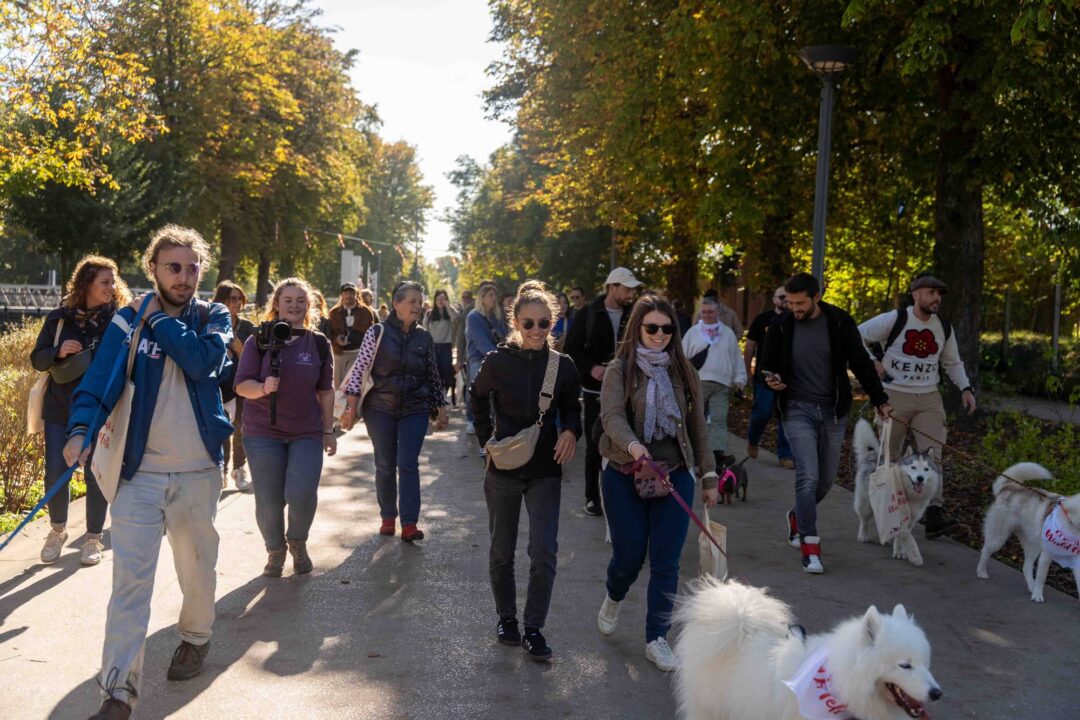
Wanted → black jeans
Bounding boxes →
[484,471,561,629]
[583,393,602,503]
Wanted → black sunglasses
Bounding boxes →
[642,323,676,336]
[521,318,551,331]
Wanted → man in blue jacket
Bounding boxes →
[64,225,233,720]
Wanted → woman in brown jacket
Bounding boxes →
[594,294,718,672]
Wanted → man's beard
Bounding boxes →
[157,283,194,308]
[919,301,940,315]
[793,304,815,322]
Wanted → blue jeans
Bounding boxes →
[783,401,847,538]
[603,464,694,642]
[364,409,428,525]
[748,382,791,460]
[44,421,108,533]
[243,435,324,550]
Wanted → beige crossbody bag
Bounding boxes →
[485,349,560,471]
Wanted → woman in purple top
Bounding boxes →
[235,277,336,577]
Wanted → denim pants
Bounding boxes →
[583,393,602,503]
[603,464,694,642]
[101,468,220,706]
[484,471,561,629]
[700,381,731,453]
[244,435,324,550]
[44,421,108,533]
[364,409,428,525]
[783,401,847,538]
[748,381,792,460]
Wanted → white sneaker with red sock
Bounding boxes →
[801,535,823,574]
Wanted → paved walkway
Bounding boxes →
[1,406,1078,719]
[983,392,1080,425]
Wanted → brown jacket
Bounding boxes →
[328,303,377,353]
[598,357,717,489]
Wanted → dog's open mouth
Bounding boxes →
[912,484,925,494]
[887,683,930,719]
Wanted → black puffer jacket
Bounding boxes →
[364,313,442,418]
[470,343,583,479]
[30,305,117,425]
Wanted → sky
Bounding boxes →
[316,0,514,258]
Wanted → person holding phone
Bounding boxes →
[759,272,891,575]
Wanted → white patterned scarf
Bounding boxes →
[634,346,681,443]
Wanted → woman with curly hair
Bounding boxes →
[30,255,131,566]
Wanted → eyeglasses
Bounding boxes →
[521,318,551,331]
[642,323,676,336]
[162,262,201,276]
[228,294,244,302]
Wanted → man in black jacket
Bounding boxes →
[562,267,641,515]
[760,272,891,575]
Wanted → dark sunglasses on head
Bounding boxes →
[521,318,551,331]
[162,262,201,276]
[642,323,676,336]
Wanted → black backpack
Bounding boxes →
[870,306,952,361]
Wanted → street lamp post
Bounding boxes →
[798,45,856,285]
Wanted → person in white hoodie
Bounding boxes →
[682,296,746,465]
[858,274,976,538]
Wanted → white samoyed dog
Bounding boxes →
[976,462,1080,603]
[673,579,941,720]
[852,419,941,566]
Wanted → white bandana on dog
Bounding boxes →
[1042,503,1080,571]
[784,646,855,720]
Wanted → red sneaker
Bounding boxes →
[401,524,425,543]
[379,519,396,536]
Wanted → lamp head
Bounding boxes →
[798,45,856,78]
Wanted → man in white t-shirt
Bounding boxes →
[858,274,976,538]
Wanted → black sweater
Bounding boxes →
[470,344,583,479]
[30,305,116,425]
[759,300,889,418]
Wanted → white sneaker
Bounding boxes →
[802,535,824,574]
[645,637,678,672]
[598,595,620,635]
[40,526,68,564]
[233,466,253,493]
[80,534,104,566]
[466,421,476,435]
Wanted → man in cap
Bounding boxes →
[329,282,377,390]
[564,267,641,516]
[858,272,976,538]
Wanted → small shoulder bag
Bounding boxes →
[485,349,560,470]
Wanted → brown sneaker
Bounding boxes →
[746,443,759,460]
[166,640,210,681]
[263,547,287,577]
[87,698,131,720]
[779,458,795,470]
[288,539,313,574]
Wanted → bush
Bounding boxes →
[980,331,1079,400]
[981,411,1080,495]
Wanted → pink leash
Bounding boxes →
[634,456,730,564]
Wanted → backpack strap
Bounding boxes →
[884,306,908,353]
[311,330,330,365]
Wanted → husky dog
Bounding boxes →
[976,462,1080,603]
[673,578,941,720]
[852,419,942,566]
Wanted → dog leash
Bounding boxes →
[0,296,152,552]
[634,456,730,564]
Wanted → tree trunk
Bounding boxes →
[666,214,698,310]
[217,217,241,284]
[746,211,793,296]
[255,249,272,307]
[933,61,984,401]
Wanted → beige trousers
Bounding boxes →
[887,388,946,506]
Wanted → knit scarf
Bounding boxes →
[634,346,681,443]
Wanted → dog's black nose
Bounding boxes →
[915,476,924,483]
[929,687,942,702]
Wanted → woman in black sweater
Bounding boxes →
[470,281,582,662]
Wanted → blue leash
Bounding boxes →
[0,296,152,552]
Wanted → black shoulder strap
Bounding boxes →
[312,331,330,364]
[884,306,908,352]
[939,315,952,342]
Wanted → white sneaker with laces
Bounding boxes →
[80,534,104,566]
[597,595,620,635]
[466,421,476,435]
[40,526,68,564]
[233,466,253,493]
[645,637,678,672]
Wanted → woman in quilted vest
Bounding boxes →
[595,294,719,672]
[340,281,449,542]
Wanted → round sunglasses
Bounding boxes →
[520,318,552,331]
[642,323,676,336]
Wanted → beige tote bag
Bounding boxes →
[26,319,64,435]
[697,505,729,580]
[91,316,142,503]
[868,419,912,544]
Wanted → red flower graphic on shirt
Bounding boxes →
[902,329,938,359]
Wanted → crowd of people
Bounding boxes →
[26,224,976,719]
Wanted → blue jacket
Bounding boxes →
[465,308,505,364]
[67,298,234,480]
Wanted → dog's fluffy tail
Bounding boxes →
[991,462,1053,495]
[673,577,792,658]
[853,418,879,465]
